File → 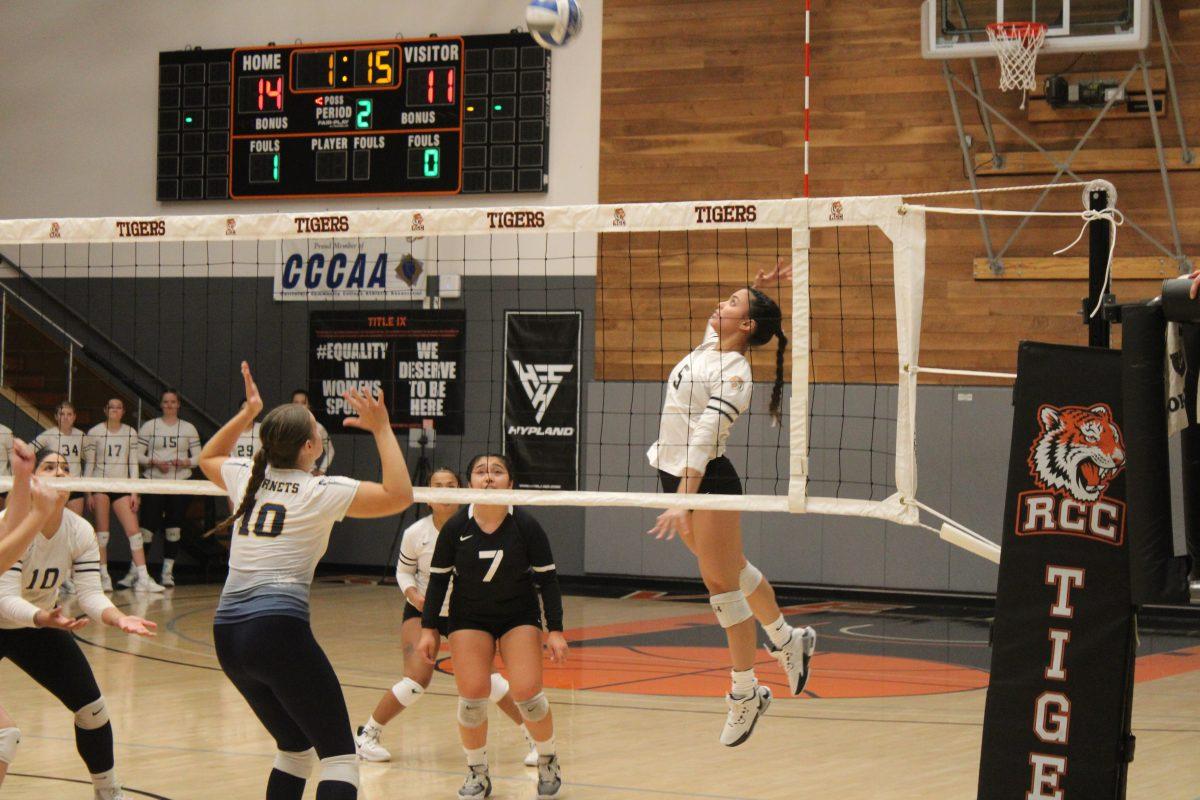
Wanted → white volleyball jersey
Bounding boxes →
[647,326,754,476]
[138,418,202,480]
[395,515,451,616]
[33,427,87,477]
[0,509,114,629]
[84,423,141,480]
[232,423,262,460]
[218,457,359,597]
[0,424,12,478]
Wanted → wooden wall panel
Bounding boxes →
[598,0,1200,384]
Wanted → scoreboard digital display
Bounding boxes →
[157,34,551,201]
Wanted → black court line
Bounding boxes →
[8,772,173,799]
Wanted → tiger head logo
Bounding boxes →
[1028,403,1126,503]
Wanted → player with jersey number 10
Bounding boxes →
[200,362,413,800]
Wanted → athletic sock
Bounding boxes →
[162,557,176,572]
[75,721,114,774]
[764,614,794,649]
[361,716,384,735]
[314,782,356,800]
[464,746,488,768]
[730,668,758,699]
[136,564,151,580]
[90,767,118,792]
[533,735,556,757]
[265,770,306,800]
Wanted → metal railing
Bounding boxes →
[0,283,84,402]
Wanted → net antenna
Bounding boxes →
[986,21,1047,108]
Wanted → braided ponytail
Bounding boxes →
[206,448,267,537]
[770,330,788,426]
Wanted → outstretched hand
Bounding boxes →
[35,607,89,631]
[116,614,157,637]
[753,258,793,290]
[240,361,263,417]
[341,386,391,434]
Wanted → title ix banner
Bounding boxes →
[309,309,465,435]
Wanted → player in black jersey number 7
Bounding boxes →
[419,454,567,800]
[647,262,817,746]
[200,363,414,800]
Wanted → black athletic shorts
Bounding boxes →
[449,609,543,639]
[658,455,743,496]
[102,492,131,503]
[68,492,86,503]
[403,601,449,637]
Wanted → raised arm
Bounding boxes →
[0,443,50,571]
[342,387,413,518]
[199,362,263,489]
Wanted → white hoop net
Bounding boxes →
[986,22,1047,93]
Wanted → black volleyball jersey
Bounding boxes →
[423,505,563,632]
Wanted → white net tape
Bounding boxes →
[987,22,1047,93]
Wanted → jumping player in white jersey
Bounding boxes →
[0,450,156,799]
[355,467,539,766]
[200,362,412,800]
[291,390,334,473]
[136,388,201,587]
[647,262,817,746]
[419,454,567,800]
[85,398,164,593]
[33,401,87,516]
[0,440,61,789]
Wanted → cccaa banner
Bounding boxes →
[274,238,462,301]
[504,311,582,490]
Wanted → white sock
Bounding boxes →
[163,558,175,571]
[533,735,556,757]
[765,614,794,649]
[730,668,758,698]
[464,746,488,768]
[363,716,384,733]
[136,564,150,580]
[90,768,118,790]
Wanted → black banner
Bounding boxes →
[309,309,466,435]
[503,311,581,490]
[979,341,1135,800]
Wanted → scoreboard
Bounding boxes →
[157,33,551,201]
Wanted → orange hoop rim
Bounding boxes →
[986,21,1048,40]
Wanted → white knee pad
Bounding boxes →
[273,747,315,780]
[0,727,19,765]
[127,532,144,552]
[710,590,753,628]
[488,673,510,703]
[318,753,359,788]
[457,696,489,728]
[96,530,110,548]
[739,562,763,595]
[516,692,550,722]
[74,697,109,730]
[391,677,425,708]
[164,527,181,543]
[139,528,154,544]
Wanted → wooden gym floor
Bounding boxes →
[2,581,1198,799]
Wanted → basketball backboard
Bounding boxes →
[921,0,1151,59]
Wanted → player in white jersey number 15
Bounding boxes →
[647,261,817,747]
[199,362,413,800]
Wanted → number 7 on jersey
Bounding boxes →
[478,550,504,582]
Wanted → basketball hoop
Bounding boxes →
[986,21,1047,96]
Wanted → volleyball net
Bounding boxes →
[0,185,1122,561]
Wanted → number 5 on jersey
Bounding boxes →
[478,549,504,582]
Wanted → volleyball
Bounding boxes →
[526,0,582,49]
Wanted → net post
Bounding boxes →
[1087,186,1113,348]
